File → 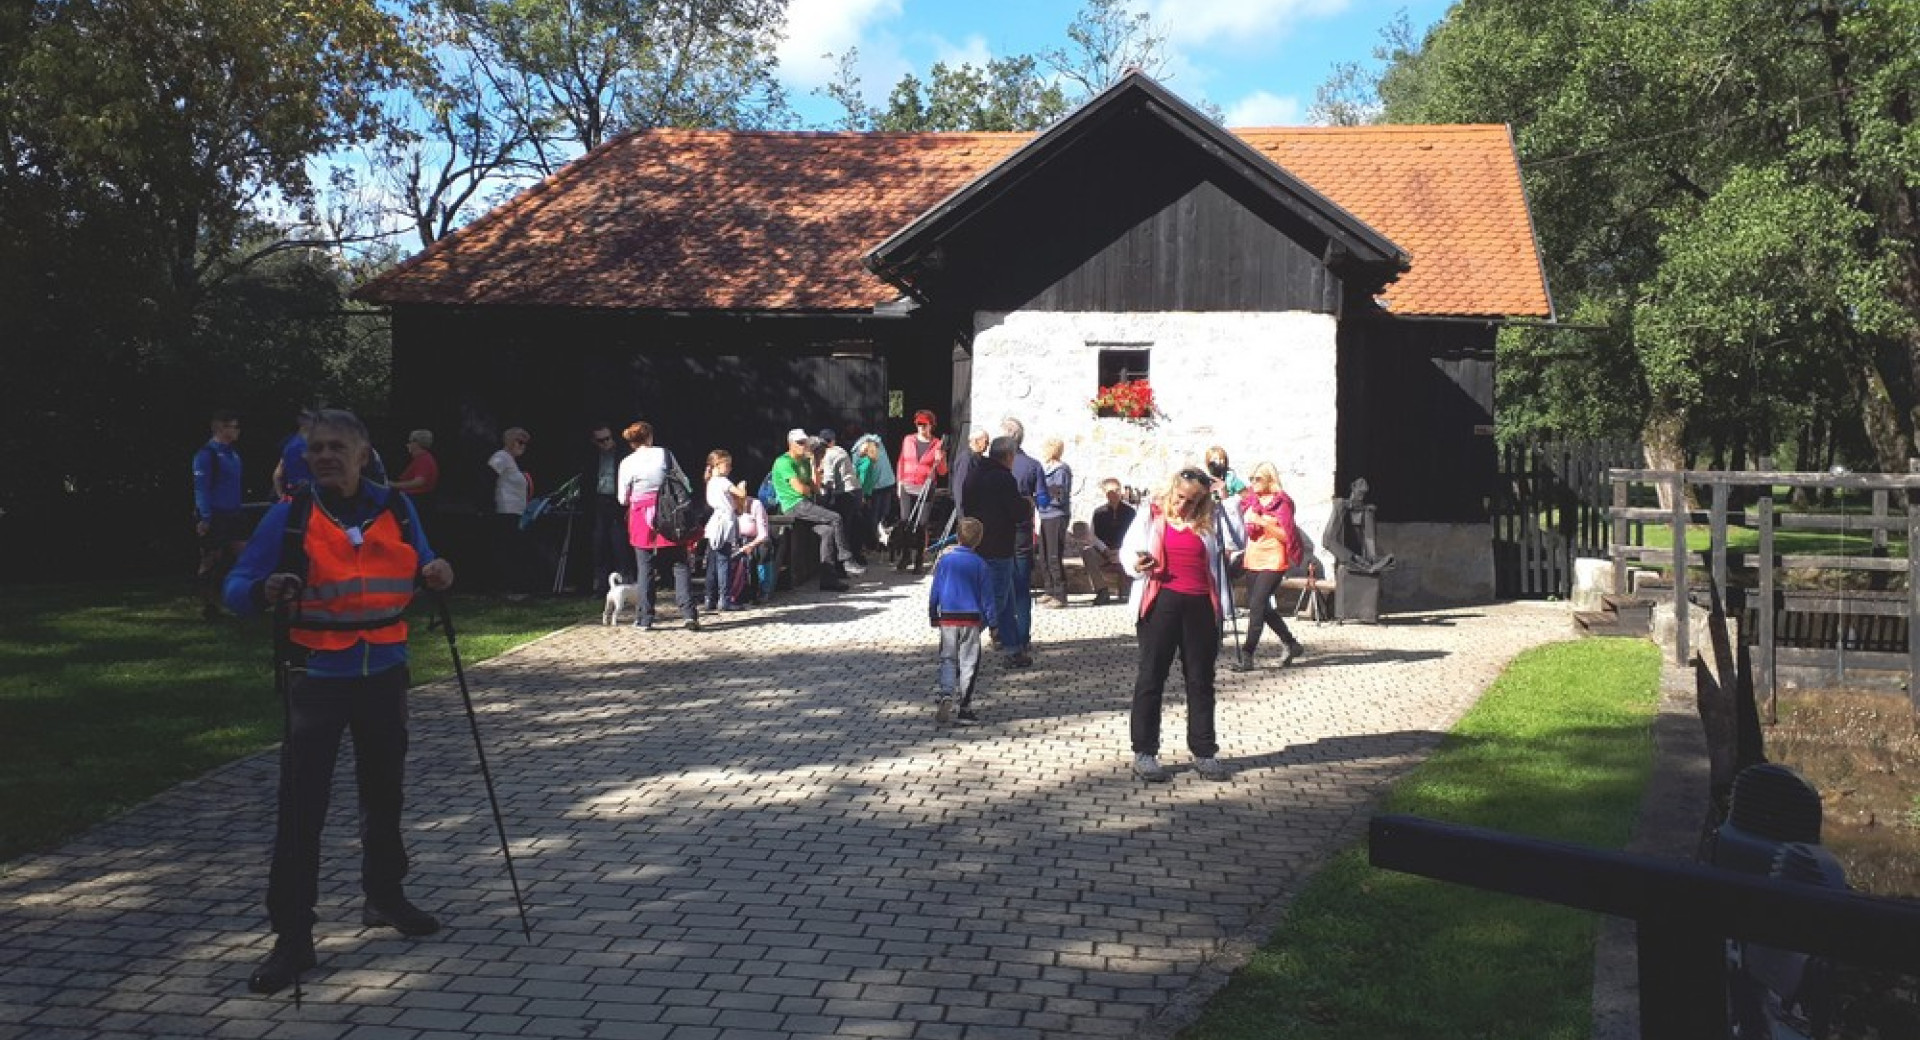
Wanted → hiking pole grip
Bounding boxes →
[434,591,533,941]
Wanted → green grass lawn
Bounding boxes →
[1185,638,1663,1040]
[0,580,591,864]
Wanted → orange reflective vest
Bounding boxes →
[289,503,417,652]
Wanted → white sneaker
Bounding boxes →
[842,559,866,575]
[1132,754,1170,782]
[935,697,954,725]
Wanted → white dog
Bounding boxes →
[602,573,641,626]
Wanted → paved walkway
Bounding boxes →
[1,572,1573,1040]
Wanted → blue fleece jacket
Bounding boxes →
[928,546,998,628]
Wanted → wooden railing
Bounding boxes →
[1607,469,1920,717]
[1370,814,1920,1040]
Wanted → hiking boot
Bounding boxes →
[247,938,316,995]
[935,697,954,725]
[1228,654,1254,673]
[362,895,440,937]
[1132,754,1170,783]
[685,617,702,632]
[1282,641,1304,666]
[1092,589,1111,606]
[1007,652,1033,668]
[1194,757,1233,782]
[956,706,980,723]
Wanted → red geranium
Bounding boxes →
[1091,378,1155,419]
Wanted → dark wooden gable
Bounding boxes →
[866,72,1408,315]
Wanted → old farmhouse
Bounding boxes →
[356,73,1551,606]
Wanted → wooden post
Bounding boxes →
[1710,481,1729,602]
[1759,495,1777,724]
[1673,470,1690,666]
[1638,920,1730,1040]
[1613,475,1629,599]
[1873,488,1889,554]
[1909,463,1920,722]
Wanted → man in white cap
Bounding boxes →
[769,428,864,591]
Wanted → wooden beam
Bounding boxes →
[1367,815,1920,968]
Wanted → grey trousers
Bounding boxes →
[937,625,984,707]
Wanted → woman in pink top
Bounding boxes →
[1119,467,1241,783]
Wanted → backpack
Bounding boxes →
[757,473,781,514]
[650,452,708,542]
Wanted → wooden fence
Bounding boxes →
[1607,468,1920,717]
[1492,440,1640,599]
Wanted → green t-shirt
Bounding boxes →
[855,454,876,493]
[770,453,813,512]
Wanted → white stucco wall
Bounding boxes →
[970,309,1341,570]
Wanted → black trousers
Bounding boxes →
[267,666,411,940]
[1131,590,1219,758]
[1243,570,1300,653]
[590,493,633,588]
[1038,515,1069,598]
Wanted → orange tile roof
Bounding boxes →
[357,125,1549,318]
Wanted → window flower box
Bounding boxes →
[1091,378,1157,421]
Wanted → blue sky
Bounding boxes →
[774,0,1452,126]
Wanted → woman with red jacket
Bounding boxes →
[1233,462,1306,670]
[892,409,948,572]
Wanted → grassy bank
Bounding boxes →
[1187,637,1663,1040]
[0,580,589,864]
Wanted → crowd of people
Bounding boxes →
[190,403,1317,994]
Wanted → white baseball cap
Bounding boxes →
[787,428,808,443]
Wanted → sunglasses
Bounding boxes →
[1178,468,1210,483]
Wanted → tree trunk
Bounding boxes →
[1642,404,1691,510]
[1852,350,1911,474]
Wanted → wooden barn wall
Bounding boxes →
[390,307,960,508]
[1336,315,1497,523]
[924,115,1345,315]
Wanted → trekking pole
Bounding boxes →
[1213,506,1245,663]
[433,591,533,941]
[270,591,306,1008]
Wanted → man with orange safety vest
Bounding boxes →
[225,408,454,995]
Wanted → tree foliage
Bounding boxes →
[818,0,1171,133]
[1375,0,1920,473]
[876,57,1069,132]
[443,0,792,167]
[0,0,422,574]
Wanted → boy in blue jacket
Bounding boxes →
[928,517,998,724]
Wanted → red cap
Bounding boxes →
[913,409,936,425]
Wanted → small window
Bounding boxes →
[1093,347,1152,419]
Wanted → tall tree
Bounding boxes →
[876,57,1068,132]
[444,0,793,171]
[1375,0,1920,475]
[1041,0,1169,102]
[0,0,421,527]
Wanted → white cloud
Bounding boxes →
[930,32,993,70]
[776,0,905,90]
[1148,0,1353,49]
[1223,89,1302,126]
